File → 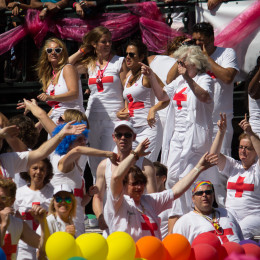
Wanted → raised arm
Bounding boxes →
[209,113,227,171]
[172,152,218,199]
[17,99,56,135]
[239,114,260,164]
[110,138,150,198]
[166,62,179,84]
[27,121,86,166]
[140,63,170,101]
[142,158,157,193]
[58,146,118,173]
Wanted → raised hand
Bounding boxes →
[60,121,87,137]
[196,152,218,171]
[134,138,151,157]
[29,204,47,224]
[177,60,188,77]
[239,114,253,135]
[217,113,227,132]
[140,62,154,79]
[108,152,119,165]
[17,98,38,115]
[0,207,14,227]
[0,125,19,139]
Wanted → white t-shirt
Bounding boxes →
[2,215,23,260]
[173,208,243,244]
[104,189,174,242]
[0,151,29,178]
[249,95,260,137]
[220,156,260,221]
[209,47,239,127]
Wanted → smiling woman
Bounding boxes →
[36,37,85,124]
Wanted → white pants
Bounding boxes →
[132,120,163,163]
[16,245,36,260]
[87,119,116,179]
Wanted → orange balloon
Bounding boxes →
[163,234,191,260]
[136,236,166,260]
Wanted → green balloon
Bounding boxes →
[68,257,87,260]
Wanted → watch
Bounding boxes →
[130,150,139,161]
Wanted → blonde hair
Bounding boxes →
[36,38,68,92]
[79,26,111,70]
[48,193,77,219]
[173,45,210,73]
[64,109,90,129]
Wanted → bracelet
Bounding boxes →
[16,1,21,5]
[130,150,139,161]
[72,2,77,8]
[79,48,86,55]
[43,7,47,11]
[194,167,200,174]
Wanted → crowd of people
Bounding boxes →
[0,20,259,259]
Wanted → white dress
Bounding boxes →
[173,208,244,244]
[220,156,260,239]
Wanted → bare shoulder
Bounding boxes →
[147,55,156,65]
[96,159,107,178]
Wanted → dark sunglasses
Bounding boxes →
[128,181,146,186]
[58,116,65,123]
[55,196,72,204]
[115,132,133,139]
[193,190,213,196]
[125,52,136,58]
[46,47,63,54]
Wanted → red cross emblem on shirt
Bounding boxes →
[141,214,158,236]
[209,228,234,243]
[207,70,216,79]
[46,89,60,109]
[21,202,40,230]
[74,180,84,199]
[227,176,254,197]
[88,72,113,93]
[2,233,17,260]
[173,87,187,110]
[127,94,144,117]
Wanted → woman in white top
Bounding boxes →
[37,37,84,124]
[69,26,128,177]
[117,39,167,162]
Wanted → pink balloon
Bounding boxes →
[242,244,260,258]
[192,232,221,251]
[189,244,218,260]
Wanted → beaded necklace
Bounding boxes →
[96,55,110,83]
[194,208,224,235]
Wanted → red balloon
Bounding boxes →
[218,245,228,260]
[189,244,218,260]
[192,232,221,251]
[242,243,260,258]
[136,236,166,260]
[163,234,191,260]
[222,242,245,256]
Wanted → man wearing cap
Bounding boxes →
[93,120,157,231]
[172,180,244,244]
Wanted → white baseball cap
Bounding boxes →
[114,120,135,134]
[53,184,73,196]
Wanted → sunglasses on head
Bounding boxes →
[55,196,72,204]
[46,47,63,54]
[115,132,133,139]
[193,190,213,196]
[125,52,136,58]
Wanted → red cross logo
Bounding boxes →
[46,89,60,109]
[127,94,144,117]
[2,233,17,260]
[88,72,113,92]
[141,214,158,236]
[173,87,187,110]
[74,180,84,199]
[227,176,254,197]
[21,202,40,230]
[209,228,234,243]
[207,71,216,79]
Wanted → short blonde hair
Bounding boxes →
[173,45,210,73]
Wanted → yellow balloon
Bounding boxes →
[106,232,136,260]
[76,233,108,260]
[46,232,78,260]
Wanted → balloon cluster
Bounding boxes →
[45,231,260,260]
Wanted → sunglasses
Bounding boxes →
[239,145,254,151]
[58,116,65,123]
[115,132,133,139]
[46,47,63,54]
[125,52,136,58]
[193,190,213,196]
[128,181,146,186]
[55,196,72,204]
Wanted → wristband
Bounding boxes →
[79,48,86,55]
[194,167,200,174]
[130,150,139,161]
[72,2,77,8]
[16,1,21,5]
